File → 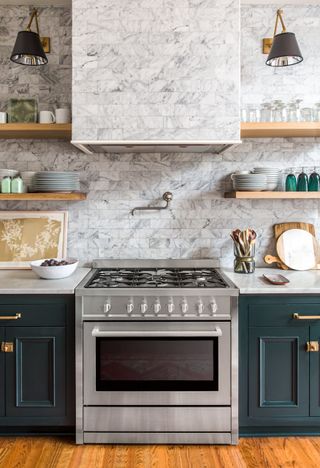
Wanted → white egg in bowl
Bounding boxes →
[30,258,79,279]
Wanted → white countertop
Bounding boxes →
[222,267,320,294]
[0,268,91,294]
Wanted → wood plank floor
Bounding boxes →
[0,436,320,468]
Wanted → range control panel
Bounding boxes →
[82,295,232,320]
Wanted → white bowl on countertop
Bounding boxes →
[30,258,79,279]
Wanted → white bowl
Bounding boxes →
[30,258,79,279]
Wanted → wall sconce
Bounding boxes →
[10,9,48,66]
[263,9,303,67]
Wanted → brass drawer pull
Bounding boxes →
[306,341,320,352]
[1,342,14,352]
[0,313,22,320]
[293,313,320,320]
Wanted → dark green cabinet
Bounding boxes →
[0,327,4,418]
[0,296,75,432]
[310,324,320,417]
[240,295,320,435]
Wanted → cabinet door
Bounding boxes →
[5,327,68,424]
[249,326,309,419]
[310,324,320,417]
[0,327,4,417]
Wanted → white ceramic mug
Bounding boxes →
[0,112,7,124]
[39,110,56,124]
[55,108,71,124]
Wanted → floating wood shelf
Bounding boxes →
[0,123,72,140]
[0,192,86,201]
[225,191,320,199]
[241,122,320,138]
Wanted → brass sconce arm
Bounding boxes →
[273,9,286,36]
[26,9,41,35]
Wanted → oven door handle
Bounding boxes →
[91,327,222,338]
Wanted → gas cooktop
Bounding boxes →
[85,268,229,289]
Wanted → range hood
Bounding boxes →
[71,140,242,155]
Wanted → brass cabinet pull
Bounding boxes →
[306,341,319,352]
[293,313,320,320]
[1,342,14,352]
[0,313,21,320]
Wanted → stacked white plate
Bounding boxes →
[232,173,268,191]
[253,167,280,191]
[31,172,80,193]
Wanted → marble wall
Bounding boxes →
[0,6,71,112]
[0,4,320,268]
[72,0,240,141]
[241,4,320,107]
[0,138,320,267]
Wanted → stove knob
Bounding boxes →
[197,300,204,315]
[140,301,148,315]
[153,301,161,315]
[210,299,218,315]
[167,301,174,315]
[181,300,188,315]
[126,301,134,315]
[104,301,111,315]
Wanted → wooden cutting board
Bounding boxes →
[276,229,318,271]
[274,222,316,239]
[264,222,317,269]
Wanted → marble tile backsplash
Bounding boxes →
[0,5,320,268]
[0,6,71,112]
[1,138,320,267]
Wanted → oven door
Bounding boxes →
[83,321,230,406]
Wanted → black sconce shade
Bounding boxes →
[10,30,47,66]
[266,31,303,67]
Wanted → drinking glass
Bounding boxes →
[247,105,258,122]
[241,108,247,122]
[313,103,320,121]
[297,167,308,192]
[285,168,297,192]
[308,167,320,192]
[300,108,314,122]
[260,103,272,122]
[271,100,286,122]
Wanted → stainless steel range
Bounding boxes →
[75,259,238,445]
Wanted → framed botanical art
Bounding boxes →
[0,211,68,269]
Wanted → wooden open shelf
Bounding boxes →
[0,123,72,140]
[0,192,86,201]
[225,191,320,199]
[241,122,320,138]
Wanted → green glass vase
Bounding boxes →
[285,173,297,191]
[297,170,308,192]
[308,170,320,192]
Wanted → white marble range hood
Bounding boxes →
[72,0,241,153]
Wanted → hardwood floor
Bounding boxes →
[0,436,320,468]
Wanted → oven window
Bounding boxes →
[96,338,218,391]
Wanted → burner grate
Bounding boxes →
[85,267,228,289]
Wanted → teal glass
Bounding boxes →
[297,169,308,192]
[308,168,320,192]
[285,171,297,191]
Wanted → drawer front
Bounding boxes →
[0,302,66,326]
[249,302,320,327]
[84,407,231,432]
